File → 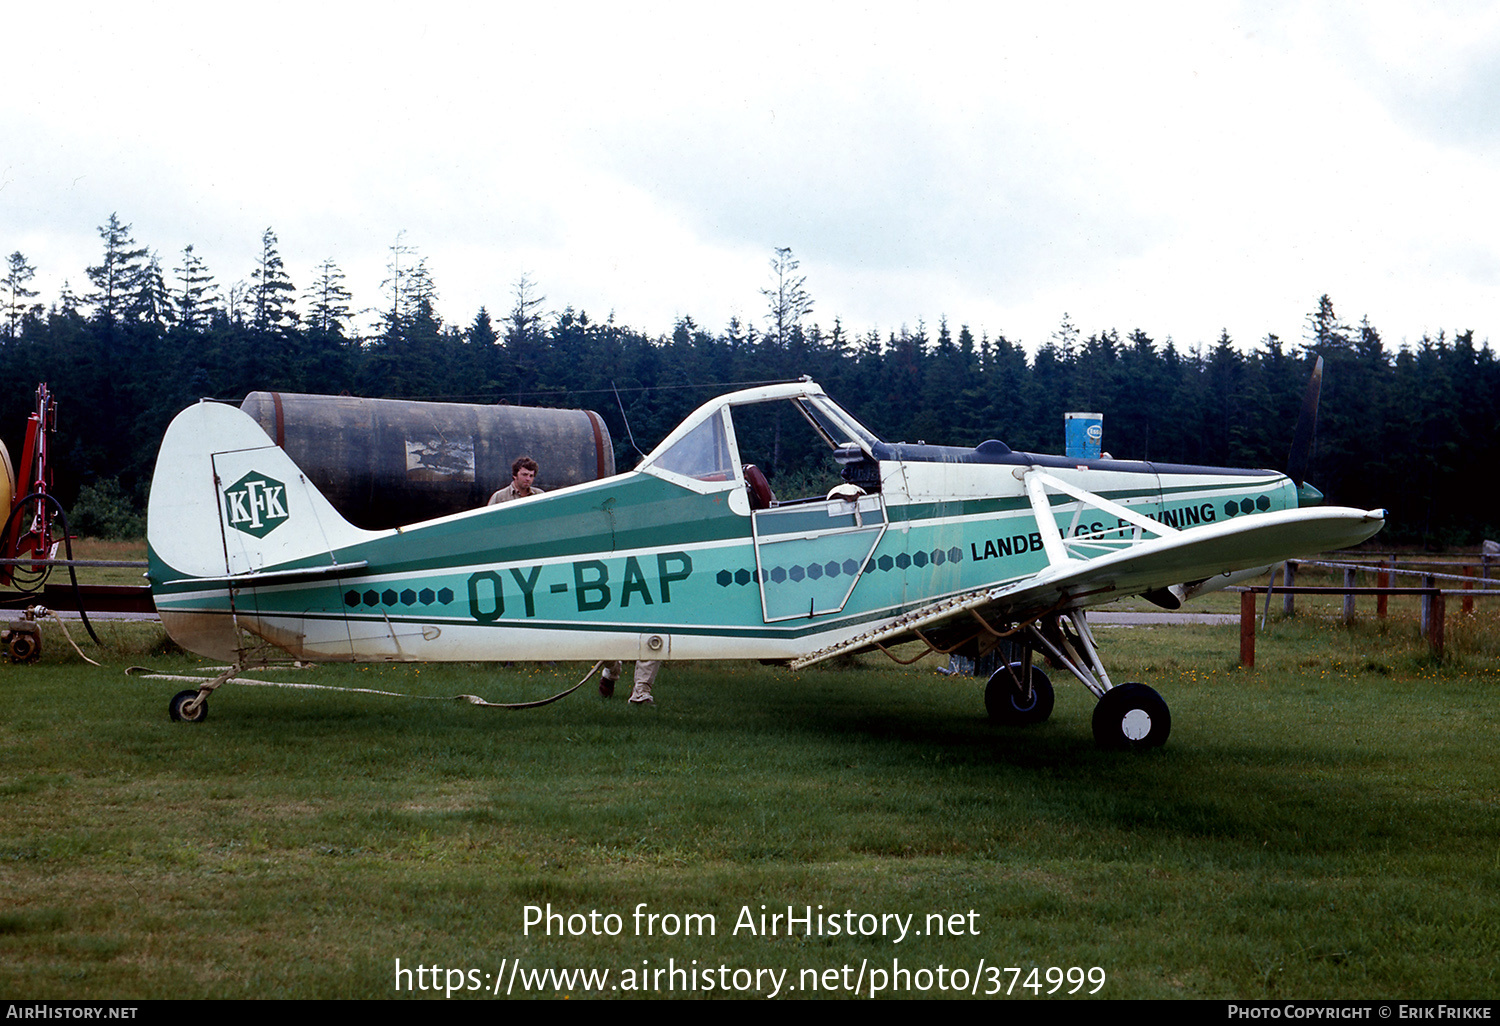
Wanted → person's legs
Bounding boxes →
[628,660,660,705]
[600,660,623,698]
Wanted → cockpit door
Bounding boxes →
[751,492,886,622]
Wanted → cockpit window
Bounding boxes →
[641,387,884,501]
[649,410,736,482]
[731,397,876,500]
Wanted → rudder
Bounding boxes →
[147,401,384,661]
[148,400,379,581]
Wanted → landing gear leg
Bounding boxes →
[1025,610,1173,750]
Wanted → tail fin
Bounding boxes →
[148,401,381,583]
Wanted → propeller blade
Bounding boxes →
[1286,355,1322,487]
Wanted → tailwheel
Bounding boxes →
[1092,682,1170,750]
[985,663,1054,726]
[168,689,208,723]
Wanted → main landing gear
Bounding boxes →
[1090,682,1170,750]
[987,610,1171,750]
[985,661,1054,726]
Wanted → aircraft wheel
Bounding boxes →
[169,689,208,723]
[7,632,39,663]
[1092,683,1170,750]
[985,663,1054,725]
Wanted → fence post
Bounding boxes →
[1463,564,1474,615]
[1377,560,1390,619]
[1421,574,1434,637]
[1240,590,1256,668]
[1283,561,1296,616]
[1428,591,1445,661]
[1343,567,1357,625]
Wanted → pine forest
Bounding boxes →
[2,217,1496,546]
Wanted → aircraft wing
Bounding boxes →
[790,505,1386,668]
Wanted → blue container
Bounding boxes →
[1065,412,1103,459]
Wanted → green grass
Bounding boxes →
[47,537,150,588]
[1,614,1497,1000]
[1101,554,1500,619]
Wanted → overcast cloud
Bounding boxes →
[4,1,1498,354]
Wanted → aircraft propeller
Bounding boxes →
[1286,355,1324,507]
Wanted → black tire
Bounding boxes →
[7,632,39,663]
[985,663,1054,726]
[1092,683,1170,750]
[169,689,208,723]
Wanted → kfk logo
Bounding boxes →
[223,472,289,538]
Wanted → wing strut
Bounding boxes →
[1022,467,1178,566]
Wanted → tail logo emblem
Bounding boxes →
[224,472,289,538]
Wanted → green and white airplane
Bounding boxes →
[146,374,1385,748]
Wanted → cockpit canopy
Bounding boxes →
[641,383,882,501]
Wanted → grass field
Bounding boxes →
[2,549,1498,1000]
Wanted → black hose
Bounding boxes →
[1,492,102,645]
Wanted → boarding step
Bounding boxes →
[788,586,1008,669]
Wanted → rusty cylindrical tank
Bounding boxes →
[240,392,614,530]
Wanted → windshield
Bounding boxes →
[649,409,736,482]
[796,395,881,452]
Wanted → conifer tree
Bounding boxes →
[505,273,547,398]
[86,213,149,322]
[3,251,41,339]
[249,228,298,333]
[403,258,439,328]
[54,280,83,317]
[293,258,356,392]
[129,253,176,329]
[173,245,218,332]
[380,232,417,343]
[305,258,353,338]
[468,307,497,348]
[762,246,813,346]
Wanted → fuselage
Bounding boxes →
[147,383,1298,664]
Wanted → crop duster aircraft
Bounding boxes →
[146,368,1385,748]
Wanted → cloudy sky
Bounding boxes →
[5,2,1499,354]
